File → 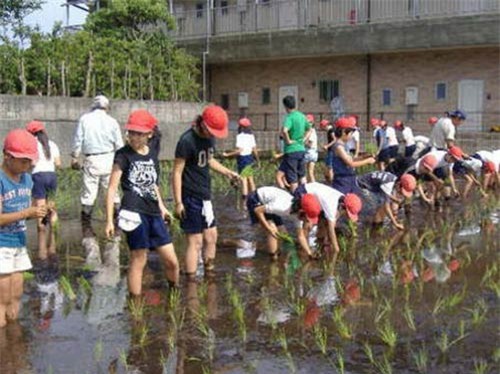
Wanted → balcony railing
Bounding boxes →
[171,0,499,40]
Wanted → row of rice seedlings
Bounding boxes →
[277,329,296,373]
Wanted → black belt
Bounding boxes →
[84,151,113,157]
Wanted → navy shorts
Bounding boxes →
[180,195,216,234]
[453,161,468,176]
[422,166,449,182]
[126,213,172,250]
[279,151,305,184]
[377,146,398,163]
[332,175,361,195]
[32,172,57,199]
[237,155,254,173]
[324,151,333,169]
[405,144,417,158]
[246,191,284,226]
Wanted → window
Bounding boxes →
[319,80,340,102]
[262,88,271,105]
[220,0,228,15]
[436,82,447,100]
[196,3,204,18]
[382,89,392,106]
[221,94,229,110]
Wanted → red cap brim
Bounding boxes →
[206,125,228,139]
[7,150,38,162]
[346,210,359,222]
[125,124,153,133]
[306,215,319,225]
[401,188,413,198]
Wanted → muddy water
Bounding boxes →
[1,194,499,374]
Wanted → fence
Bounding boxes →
[171,0,500,39]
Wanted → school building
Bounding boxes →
[169,0,500,140]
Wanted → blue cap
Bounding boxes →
[448,110,467,120]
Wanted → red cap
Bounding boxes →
[238,117,251,127]
[483,161,496,174]
[25,120,45,134]
[306,114,315,123]
[421,154,438,171]
[393,120,403,129]
[399,174,416,197]
[202,105,229,138]
[125,109,158,133]
[344,193,362,222]
[447,146,464,160]
[370,118,380,127]
[335,117,356,130]
[428,117,438,126]
[319,119,330,129]
[301,193,321,225]
[3,129,38,161]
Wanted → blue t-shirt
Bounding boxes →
[0,170,33,247]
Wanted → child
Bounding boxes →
[25,121,61,260]
[453,150,499,197]
[371,118,381,148]
[105,110,179,297]
[357,172,416,230]
[393,120,416,157]
[223,117,259,205]
[345,115,361,157]
[304,114,319,183]
[320,119,335,183]
[331,117,376,194]
[376,120,399,170]
[246,187,321,260]
[0,129,47,327]
[172,105,239,280]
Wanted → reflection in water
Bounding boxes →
[0,322,28,374]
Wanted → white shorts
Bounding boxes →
[0,246,32,274]
[305,149,319,163]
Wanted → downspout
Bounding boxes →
[366,53,371,130]
[202,0,212,103]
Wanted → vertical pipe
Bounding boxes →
[366,53,371,130]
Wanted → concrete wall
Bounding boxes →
[0,95,203,164]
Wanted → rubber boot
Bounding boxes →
[81,205,95,238]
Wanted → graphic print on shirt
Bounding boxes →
[0,186,31,233]
[128,159,158,200]
[197,148,214,168]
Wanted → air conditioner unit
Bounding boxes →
[238,92,249,108]
[405,86,418,105]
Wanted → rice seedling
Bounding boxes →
[94,339,103,362]
[374,352,393,374]
[202,365,212,374]
[312,325,328,355]
[77,276,92,295]
[59,275,76,300]
[128,297,145,321]
[375,297,392,324]
[473,358,488,374]
[277,329,296,373]
[23,271,34,281]
[377,319,397,349]
[412,346,428,373]
[403,303,416,331]
[229,287,247,343]
[332,307,352,339]
[138,324,149,347]
[276,231,294,244]
[334,349,345,374]
[432,295,446,316]
[118,348,129,371]
[436,331,450,354]
[363,342,375,365]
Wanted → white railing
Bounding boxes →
[170,0,500,40]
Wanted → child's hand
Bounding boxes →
[366,156,376,165]
[175,203,185,220]
[222,152,229,158]
[26,206,47,219]
[105,221,114,238]
[394,222,405,230]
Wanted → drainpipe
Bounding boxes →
[169,0,174,14]
[202,0,212,103]
[366,53,371,130]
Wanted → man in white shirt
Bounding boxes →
[430,110,466,149]
[71,95,124,238]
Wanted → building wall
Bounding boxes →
[210,47,500,133]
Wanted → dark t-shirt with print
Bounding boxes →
[114,144,161,216]
[175,128,215,200]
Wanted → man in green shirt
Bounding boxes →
[279,95,311,192]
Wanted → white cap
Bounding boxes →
[92,95,110,109]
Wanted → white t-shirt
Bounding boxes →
[304,182,343,222]
[257,187,293,217]
[476,150,500,172]
[236,133,256,157]
[346,130,360,152]
[430,117,455,149]
[306,128,318,150]
[414,135,429,145]
[385,127,399,147]
[33,140,60,174]
[415,150,449,174]
[401,127,415,146]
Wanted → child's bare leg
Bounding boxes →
[0,275,10,328]
[248,176,256,193]
[48,210,58,256]
[128,249,148,296]
[266,221,280,259]
[156,243,179,286]
[373,205,387,224]
[202,227,218,271]
[6,272,23,321]
[276,170,286,189]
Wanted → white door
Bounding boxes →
[458,80,484,132]
[278,85,298,126]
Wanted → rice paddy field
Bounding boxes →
[1,161,499,374]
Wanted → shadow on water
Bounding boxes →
[3,190,499,373]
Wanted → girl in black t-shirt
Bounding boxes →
[105,110,179,298]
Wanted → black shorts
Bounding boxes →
[32,172,57,199]
[180,195,216,234]
[279,151,306,184]
[126,213,172,250]
[246,191,284,227]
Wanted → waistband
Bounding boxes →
[84,150,114,157]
